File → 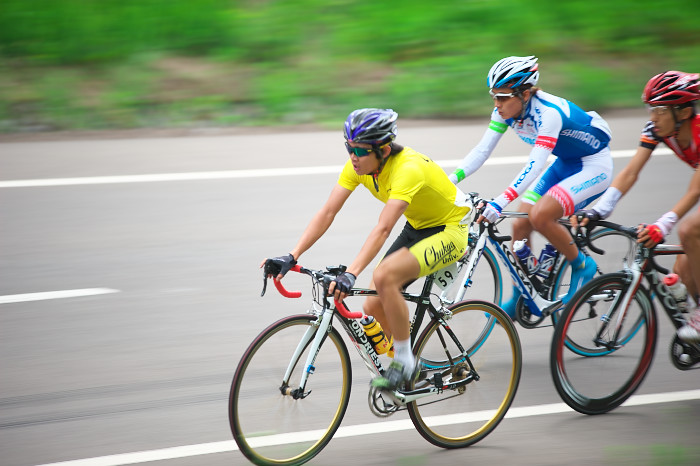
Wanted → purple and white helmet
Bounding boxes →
[344,108,398,146]
[487,56,539,90]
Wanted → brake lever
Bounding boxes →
[261,259,280,297]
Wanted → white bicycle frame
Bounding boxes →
[441,212,563,316]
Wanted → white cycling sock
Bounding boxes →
[393,339,414,374]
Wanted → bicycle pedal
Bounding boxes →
[542,300,563,316]
[432,372,443,388]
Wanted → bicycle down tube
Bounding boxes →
[273,265,477,405]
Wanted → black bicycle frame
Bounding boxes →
[330,274,479,401]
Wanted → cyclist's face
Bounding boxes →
[346,140,381,175]
[491,87,523,119]
[648,105,693,137]
[648,105,675,137]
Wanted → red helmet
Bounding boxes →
[642,71,700,106]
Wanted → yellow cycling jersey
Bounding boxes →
[338,147,472,230]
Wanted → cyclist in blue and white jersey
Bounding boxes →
[448,56,613,315]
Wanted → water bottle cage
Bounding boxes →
[368,331,386,346]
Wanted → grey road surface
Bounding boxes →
[1,110,699,466]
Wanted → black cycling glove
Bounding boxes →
[267,253,297,278]
[334,272,356,295]
[573,209,601,223]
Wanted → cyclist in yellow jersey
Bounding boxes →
[263,108,474,390]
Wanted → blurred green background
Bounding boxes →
[0,0,698,132]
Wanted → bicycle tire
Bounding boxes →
[550,273,657,415]
[229,314,352,465]
[408,300,522,448]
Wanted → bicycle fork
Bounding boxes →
[279,307,334,399]
[595,269,642,350]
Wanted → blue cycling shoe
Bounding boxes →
[499,286,520,319]
[563,253,597,304]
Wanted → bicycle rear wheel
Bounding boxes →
[408,300,521,448]
[229,315,351,465]
[550,273,657,415]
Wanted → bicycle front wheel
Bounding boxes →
[229,315,352,465]
[408,300,522,448]
[550,273,657,415]
[550,226,639,332]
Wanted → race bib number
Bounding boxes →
[434,262,459,290]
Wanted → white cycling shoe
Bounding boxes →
[678,309,700,343]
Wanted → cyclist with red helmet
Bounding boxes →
[263,108,475,390]
[573,71,700,342]
[449,56,614,317]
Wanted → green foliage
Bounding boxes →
[1,0,699,131]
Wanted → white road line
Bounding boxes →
[0,149,671,189]
[0,288,119,304]
[36,388,700,466]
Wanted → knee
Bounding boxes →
[528,208,552,231]
[372,266,393,292]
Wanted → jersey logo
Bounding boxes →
[571,173,608,194]
[560,129,602,150]
[514,160,535,188]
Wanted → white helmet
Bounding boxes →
[487,55,539,90]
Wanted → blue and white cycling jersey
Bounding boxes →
[500,90,611,160]
[453,90,613,215]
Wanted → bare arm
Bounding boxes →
[669,166,700,219]
[637,162,700,247]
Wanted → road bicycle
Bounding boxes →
[438,193,637,333]
[550,220,700,415]
[229,260,522,465]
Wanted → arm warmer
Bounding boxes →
[591,187,623,219]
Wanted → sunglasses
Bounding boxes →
[345,141,376,157]
[645,104,671,115]
[489,89,517,102]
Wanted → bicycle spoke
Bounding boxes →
[229,315,351,465]
[408,301,521,448]
[550,273,657,414]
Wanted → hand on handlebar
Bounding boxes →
[261,253,297,281]
[570,209,601,230]
[329,271,356,302]
[477,200,503,224]
[636,223,665,248]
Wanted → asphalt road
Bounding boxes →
[1,110,699,466]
